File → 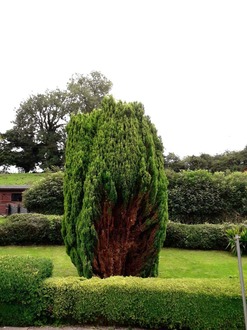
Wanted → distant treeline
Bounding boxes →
[164,145,247,172]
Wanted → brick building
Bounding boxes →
[0,186,29,216]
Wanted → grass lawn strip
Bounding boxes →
[0,246,245,280]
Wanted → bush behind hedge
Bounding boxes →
[164,222,231,250]
[0,213,63,245]
[23,172,64,215]
[19,169,247,224]
[166,169,247,223]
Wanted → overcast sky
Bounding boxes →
[1,0,246,158]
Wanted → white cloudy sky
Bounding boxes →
[0,0,246,158]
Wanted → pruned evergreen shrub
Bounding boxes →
[62,96,168,278]
[23,172,64,215]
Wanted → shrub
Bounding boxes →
[164,221,231,250]
[0,213,63,245]
[223,172,247,217]
[63,97,168,278]
[0,255,53,326]
[167,170,247,224]
[226,223,247,255]
[23,172,64,215]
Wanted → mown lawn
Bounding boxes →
[0,246,245,280]
[0,245,77,277]
[159,248,243,279]
[0,173,48,186]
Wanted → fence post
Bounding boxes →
[235,234,247,330]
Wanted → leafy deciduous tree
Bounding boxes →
[0,128,39,172]
[66,70,113,114]
[0,71,112,172]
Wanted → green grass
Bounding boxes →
[159,248,243,279]
[0,245,78,277]
[0,173,48,186]
[0,246,245,280]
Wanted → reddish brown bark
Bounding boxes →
[92,195,159,278]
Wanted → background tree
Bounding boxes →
[66,70,113,114]
[183,153,213,171]
[0,71,112,172]
[12,89,68,171]
[62,96,168,279]
[164,152,186,172]
[0,128,39,172]
[165,146,247,173]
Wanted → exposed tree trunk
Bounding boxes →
[93,195,159,278]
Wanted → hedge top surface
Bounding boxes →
[0,255,53,303]
[45,275,241,297]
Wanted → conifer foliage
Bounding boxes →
[62,96,168,278]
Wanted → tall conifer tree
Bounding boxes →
[62,96,168,278]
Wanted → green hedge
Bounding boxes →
[166,170,247,223]
[0,213,63,245]
[0,214,240,251]
[0,258,245,329]
[19,170,247,224]
[29,277,247,329]
[164,222,231,250]
[0,255,53,326]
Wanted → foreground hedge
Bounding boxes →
[0,271,244,329]
[43,276,244,329]
[0,256,53,325]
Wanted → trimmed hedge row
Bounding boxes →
[0,261,244,330]
[40,276,244,329]
[22,170,247,224]
[0,213,237,251]
[0,213,63,245]
[166,170,247,223]
[164,222,231,250]
[0,255,53,326]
